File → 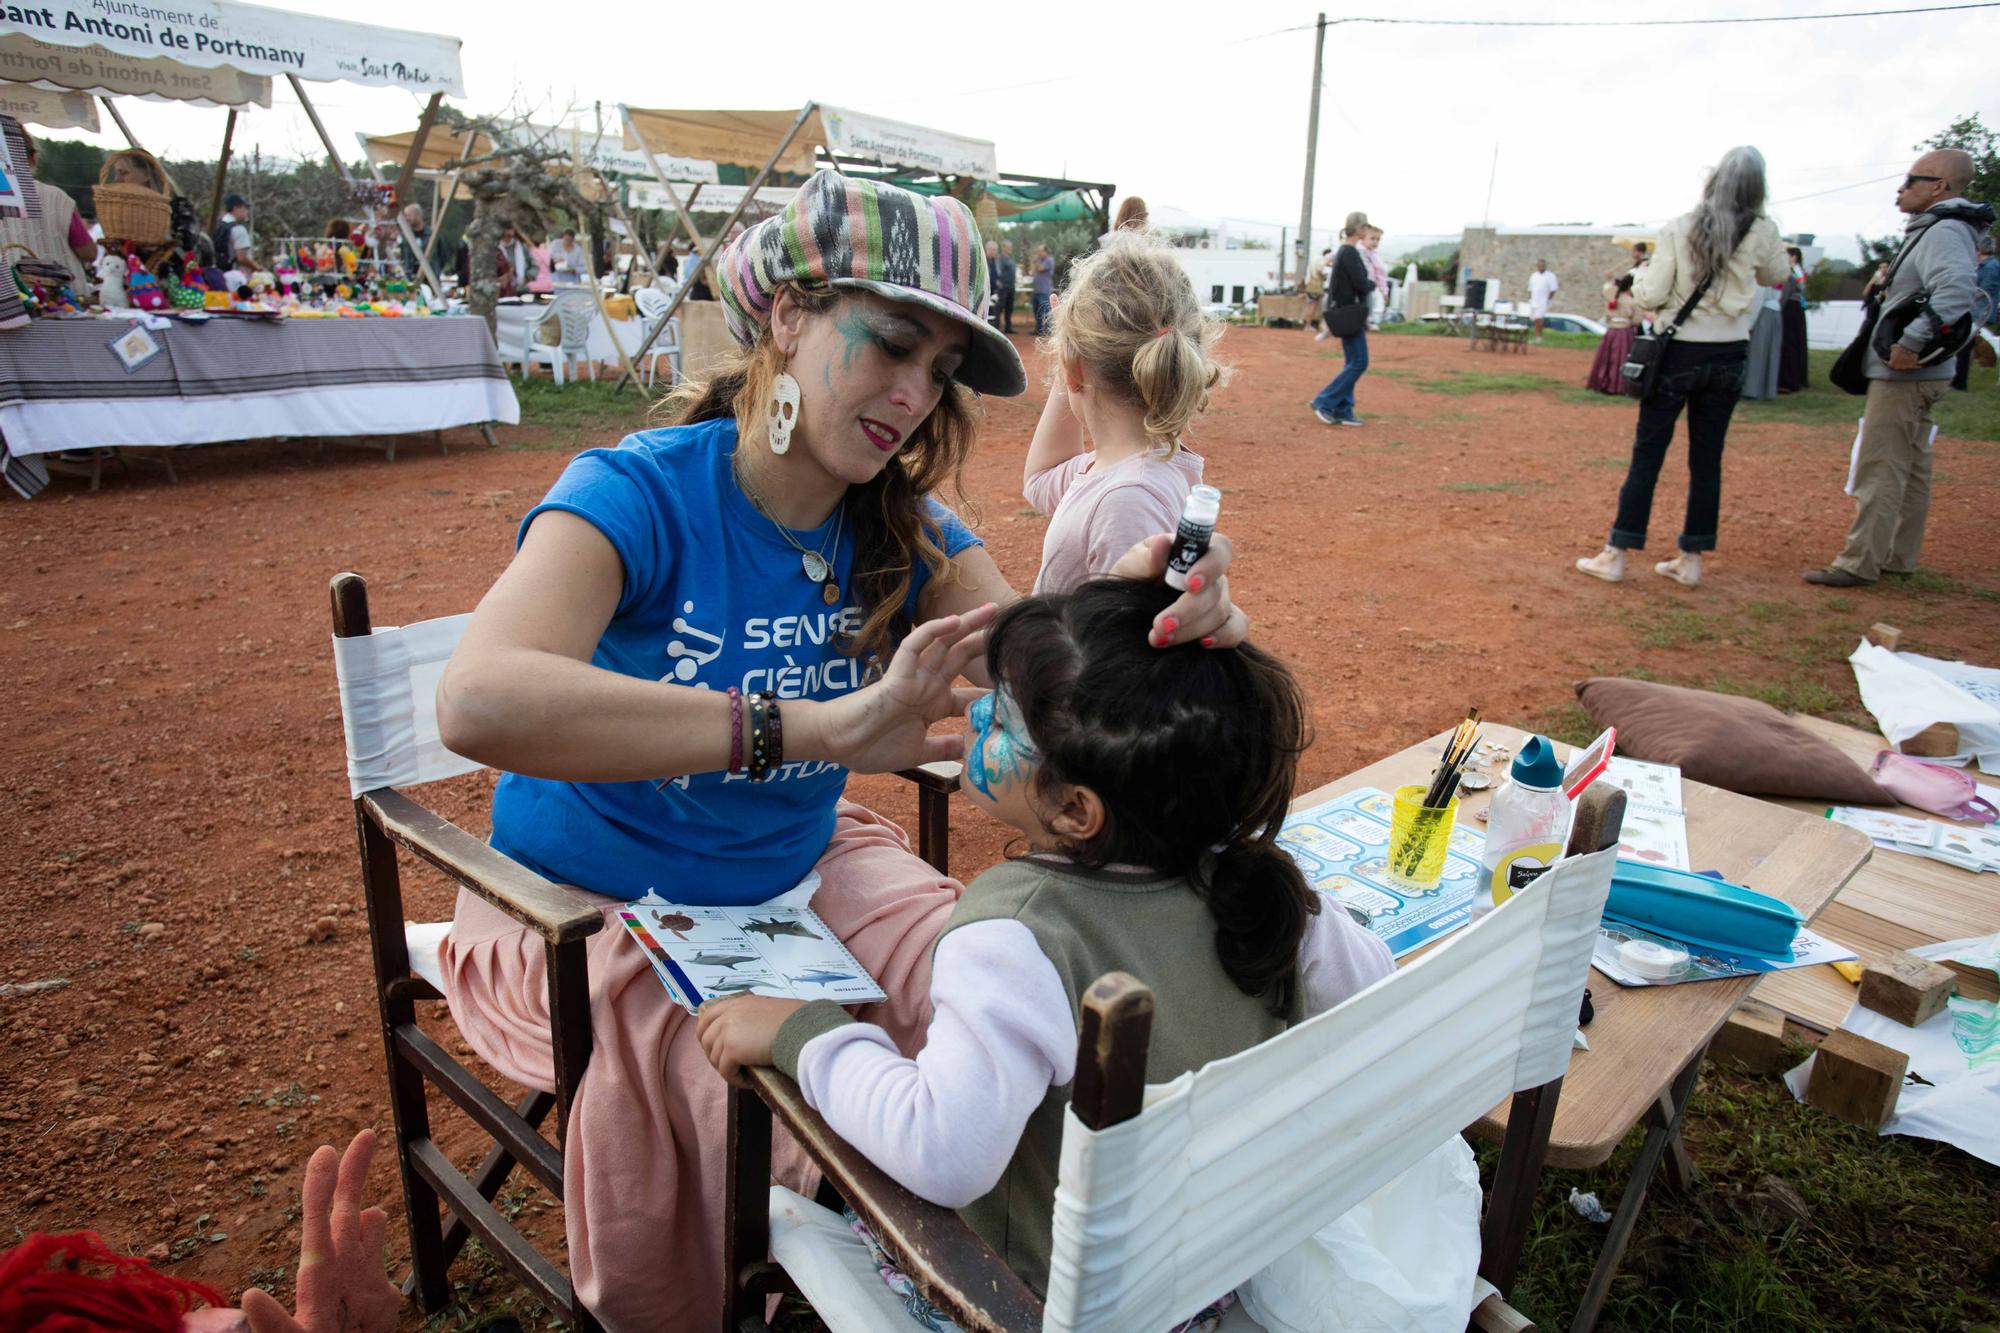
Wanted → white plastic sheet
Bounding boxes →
[331,613,482,797]
[1849,640,2000,763]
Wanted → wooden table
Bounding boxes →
[1298,724,1873,1331]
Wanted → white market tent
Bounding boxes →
[611,101,1001,389]
[0,78,98,129]
[1,0,464,284]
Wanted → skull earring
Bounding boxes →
[767,367,802,456]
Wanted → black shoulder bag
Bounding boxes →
[1324,245,1370,338]
[1830,221,1940,396]
[1620,274,1715,401]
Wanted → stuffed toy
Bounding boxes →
[95,253,129,308]
[126,257,165,312]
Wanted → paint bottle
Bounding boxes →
[1163,485,1222,591]
[1474,736,1570,920]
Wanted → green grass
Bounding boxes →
[1559,387,1629,408]
[1619,603,1721,650]
[1493,1061,2000,1331]
[1439,479,1543,494]
[1376,320,1603,351]
[1734,348,2000,441]
[1414,369,1570,397]
[510,377,658,448]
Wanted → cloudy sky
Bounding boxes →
[58,0,2000,262]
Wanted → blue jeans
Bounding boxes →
[1032,291,1051,335]
[1311,332,1369,418]
[1609,340,1747,552]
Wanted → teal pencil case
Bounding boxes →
[1605,860,1803,960]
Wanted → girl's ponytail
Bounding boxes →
[1130,326,1223,450]
[1201,838,1318,1015]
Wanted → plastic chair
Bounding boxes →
[329,572,960,1330]
[506,288,599,385]
[633,286,683,390]
[723,788,1630,1333]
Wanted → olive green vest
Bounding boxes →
[943,856,1304,1296]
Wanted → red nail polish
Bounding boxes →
[1201,635,1217,648]
[1187,574,1205,592]
[1161,617,1178,635]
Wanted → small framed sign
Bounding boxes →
[107,324,163,373]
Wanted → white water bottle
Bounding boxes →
[1474,736,1570,920]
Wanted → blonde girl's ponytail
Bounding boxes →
[1050,229,1229,452]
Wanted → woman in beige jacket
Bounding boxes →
[1575,146,1789,587]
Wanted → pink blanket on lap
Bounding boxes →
[440,800,963,1333]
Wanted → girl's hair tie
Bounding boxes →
[1156,326,1173,338]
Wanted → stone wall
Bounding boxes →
[1458,227,1654,310]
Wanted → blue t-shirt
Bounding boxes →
[489,417,981,903]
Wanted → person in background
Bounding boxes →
[983,239,1003,325]
[549,227,589,287]
[1112,195,1148,233]
[1527,259,1559,342]
[1739,282,1783,401]
[4,123,96,291]
[211,194,252,269]
[1586,273,1639,395]
[1304,247,1328,336]
[1575,145,1789,589]
[1031,244,1055,335]
[108,149,170,194]
[1954,230,1998,390]
[1806,149,1991,586]
[1313,247,1336,341]
[1360,225,1389,330]
[1309,216,1375,427]
[398,203,432,281]
[656,242,682,282]
[1778,245,1810,394]
[994,238,1019,334]
[496,222,531,298]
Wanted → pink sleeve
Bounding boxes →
[1023,451,1091,515]
[1083,479,1184,579]
[68,213,93,249]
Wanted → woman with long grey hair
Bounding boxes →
[1574,146,1790,587]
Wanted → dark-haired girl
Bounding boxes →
[698,579,1391,1305]
[1586,273,1639,395]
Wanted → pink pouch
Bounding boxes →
[1871,750,1999,823]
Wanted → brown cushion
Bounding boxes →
[1574,678,1890,804]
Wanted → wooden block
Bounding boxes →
[1865,623,1903,651]
[1710,998,1790,1073]
[1899,722,1960,758]
[1858,951,1957,1026]
[1803,1028,1907,1128]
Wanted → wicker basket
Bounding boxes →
[93,183,171,245]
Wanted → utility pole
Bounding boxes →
[1294,12,1327,287]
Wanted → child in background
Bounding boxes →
[697,579,1394,1318]
[1022,230,1225,594]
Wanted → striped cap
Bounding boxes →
[716,170,1025,397]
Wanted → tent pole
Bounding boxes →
[422,132,477,275]
[351,115,444,296]
[619,104,709,252]
[395,92,443,208]
[204,109,237,234]
[101,97,140,148]
[289,74,355,184]
[609,192,655,278]
[615,100,818,393]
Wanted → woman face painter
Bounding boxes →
[428,170,1247,1332]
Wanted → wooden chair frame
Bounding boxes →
[722,787,1628,1333]
[331,572,959,1331]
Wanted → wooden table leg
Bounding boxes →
[1479,1076,1564,1297]
[480,423,500,449]
[1568,1048,1706,1333]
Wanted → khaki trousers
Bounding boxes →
[1832,378,1947,580]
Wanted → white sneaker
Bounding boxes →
[1314,330,1329,341]
[1655,552,1702,587]
[1574,547,1627,582]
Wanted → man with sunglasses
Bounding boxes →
[1806,149,1994,587]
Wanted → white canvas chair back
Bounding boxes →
[1041,846,1619,1333]
[331,613,483,798]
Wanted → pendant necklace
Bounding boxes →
[736,458,844,606]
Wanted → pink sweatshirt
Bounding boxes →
[1024,447,1206,594]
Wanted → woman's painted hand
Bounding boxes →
[1109,533,1249,650]
[809,603,997,774]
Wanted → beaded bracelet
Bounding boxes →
[748,692,786,782]
[726,686,744,774]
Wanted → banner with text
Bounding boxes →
[0,31,269,104]
[0,0,462,93]
[0,76,97,125]
[819,104,996,182]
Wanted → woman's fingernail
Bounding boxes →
[1160,617,1178,635]
[1187,574,1205,592]
[1202,635,1217,648]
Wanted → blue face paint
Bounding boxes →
[965,688,1038,800]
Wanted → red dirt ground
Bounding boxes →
[3,327,1996,1318]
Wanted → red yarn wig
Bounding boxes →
[0,1232,227,1333]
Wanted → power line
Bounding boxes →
[1251,1,1999,36]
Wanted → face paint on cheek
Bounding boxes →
[964,690,1037,800]
[832,306,876,378]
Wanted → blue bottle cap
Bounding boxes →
[1511,735,1564,789]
